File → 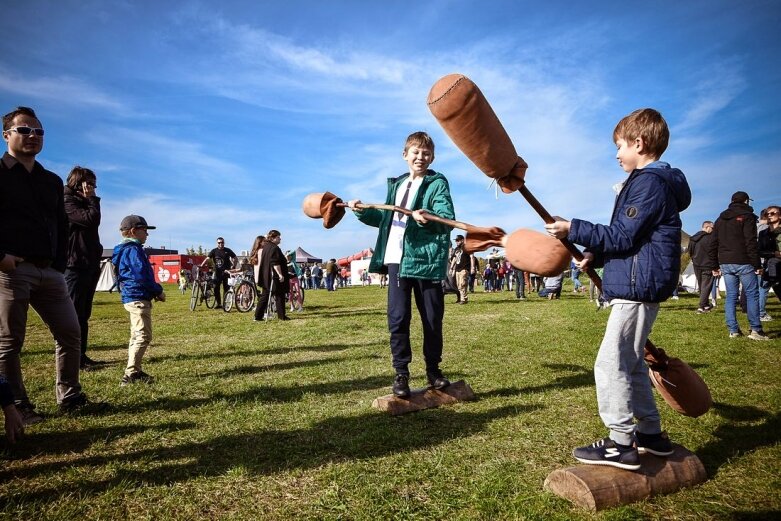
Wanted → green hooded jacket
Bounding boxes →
[355,170,454,280]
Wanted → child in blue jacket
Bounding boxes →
[112,215,165,386]
[546,108,691,470]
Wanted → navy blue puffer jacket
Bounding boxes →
[568,161,691,303]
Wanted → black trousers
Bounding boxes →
[213,269,229,306]
[254,281,287,320]
[694,266,714,309]
[64,266,100,357]
[386,264,444,375]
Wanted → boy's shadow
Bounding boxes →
[9,403,539,504]
[697,401,780,478]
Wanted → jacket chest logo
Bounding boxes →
[625,206,638,218]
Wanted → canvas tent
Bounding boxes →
[95,259,116,291]
[681,260,726,294]
[295,246,322,264]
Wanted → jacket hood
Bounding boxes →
[643,163,691,212]
[718,202,755,221]
[689,230,709,243]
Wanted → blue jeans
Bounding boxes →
[571,270,582,291]
[758,275,769,316]
[721,264,761,333]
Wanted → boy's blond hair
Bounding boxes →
[404,131,435,154]
[121,229,135,238]
[613,108,669,160]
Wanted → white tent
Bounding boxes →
[95,259,117,291]
[351,258,380,285]
[681,261,725,294]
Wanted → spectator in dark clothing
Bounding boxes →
[63,166,105,370]
[254,230,289,321]
[758,205,781,315]
[0,375,23,443]
[707,191,768,340]
[687,220,716,314]
[0,106,105,425]
[201,237,237,309]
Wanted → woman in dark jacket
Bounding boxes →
[63,166,104,369]
[253,230,289,321]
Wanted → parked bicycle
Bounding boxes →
[223,269,257,313]
[189,267,217,311]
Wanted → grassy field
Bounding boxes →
[0,281,779,520]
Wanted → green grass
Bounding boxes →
[1,282,779,520]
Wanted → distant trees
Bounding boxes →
[186,245,206,256]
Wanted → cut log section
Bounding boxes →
[372,380,476,415]
[543,444,707,511]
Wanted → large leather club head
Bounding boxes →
[503,229,570,276]
[646,348,712,417]
[428,74,526,193]
[301,192,346,228]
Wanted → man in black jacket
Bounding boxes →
[687,221,716,313]
[0,107,105,425]
[707,191,768,340]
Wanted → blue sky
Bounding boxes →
[2,1,779,261]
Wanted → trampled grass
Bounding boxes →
[1,282,779,520]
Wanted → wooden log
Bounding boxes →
[543,445,707,511]
[371,380,476,415]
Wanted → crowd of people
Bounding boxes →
[686,192,778,340]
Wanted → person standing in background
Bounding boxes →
[687,221,716,314]
[63,166,105,371]
[1,106,105,424]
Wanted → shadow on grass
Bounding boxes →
[151,343,365,363]
[697,402,781,478]
[120,374,400,413]
[0,421,195,462]
[480,363,593,398]
[203,353,384,377]
[87,344,129,352]
[308,309,387,319]
[730,511,781,520]
[2,403,538,504]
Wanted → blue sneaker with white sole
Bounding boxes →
[573,437,640,471]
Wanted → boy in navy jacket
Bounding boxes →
[546,109,691,470]
[112,215,165,386]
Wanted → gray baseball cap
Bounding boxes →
[120,214,156,230]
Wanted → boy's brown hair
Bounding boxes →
[613,108,669,160]
[404,131,435,154]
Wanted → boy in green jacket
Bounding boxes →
[348,132,455,398]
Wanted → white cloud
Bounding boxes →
[0,64,126,112]
[675,58,747,134]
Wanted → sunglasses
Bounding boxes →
[6,126,45,136]
[768,211,780,216]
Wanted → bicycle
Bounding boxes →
[189,268,217,311]
[223,270,257,313]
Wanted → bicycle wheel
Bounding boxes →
[223,289,234,312]
[235,281,256,313]
[190,282,201,311]
[204,282,217,309]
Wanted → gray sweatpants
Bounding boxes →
[595,301,662,446]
